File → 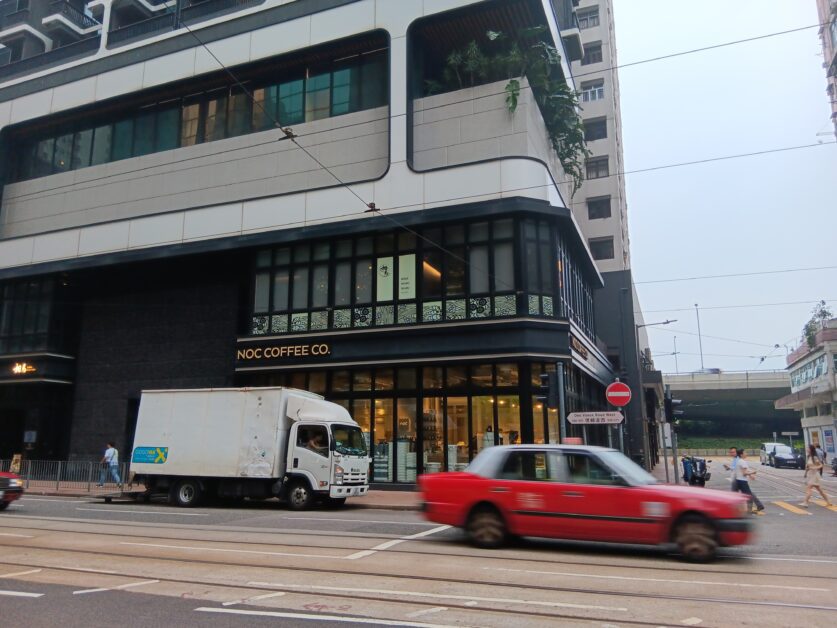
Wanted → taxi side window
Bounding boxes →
[498,451,564,481]
[565,453,620,485]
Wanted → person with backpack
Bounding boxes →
[97,442,122,487]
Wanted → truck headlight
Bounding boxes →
[9,479,22,488]
[334,465,344,485]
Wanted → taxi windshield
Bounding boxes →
[331,425,367,456]
[596,450,657,486]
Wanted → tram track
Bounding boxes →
[0,533,834,615]
[1,515,834,581]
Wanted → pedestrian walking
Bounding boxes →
[815,444,826,476]
[97,442,122,487]
[723,446,738,492]
[800,444,833,508]
[734,449,764,514]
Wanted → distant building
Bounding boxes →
[775,318,837,458]
[816,0,837,139]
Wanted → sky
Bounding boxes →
[611,0,837,374]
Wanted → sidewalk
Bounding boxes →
[21,480,423,511]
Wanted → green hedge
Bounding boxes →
[675,437,781,450]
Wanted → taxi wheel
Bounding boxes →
[674,516,717,563]
[466,506,507,549]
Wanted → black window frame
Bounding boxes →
[589,237,615,261]
[581,42,603,66]
[587,196,612,220]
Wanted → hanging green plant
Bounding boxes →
[426,26,590,194]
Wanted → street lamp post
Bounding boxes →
[634,319,677,470]
[673,336,679,374]
[694,304,705,370]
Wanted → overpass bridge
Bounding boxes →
[665,371,799,431]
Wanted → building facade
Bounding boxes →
[567,0,662,466]
[0,0,626,479]
[775,319,837,460]
[816,0,837,139]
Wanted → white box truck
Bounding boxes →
[129,387,370,509]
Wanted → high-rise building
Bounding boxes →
[0,0,648,474]
[816,0,837,139]
[568,0,663,466]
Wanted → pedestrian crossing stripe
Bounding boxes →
[813,499,837,512]
[771,501,811,515]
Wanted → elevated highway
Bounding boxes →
[665,371,799,428]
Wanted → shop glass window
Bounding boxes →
[446,366,468,388]
[422,397,445,474]
[471,364,493,388]
[353,370,372,391]
[375,369,394,390]
[352,399,372,451]
[497,396,520,445]
[253,273,270,313]
[355,260,373,303]
[332,370,351,392]
[309,371,326,394]
[422,248,443,298]
[312,264,329,308]
[397,398,418,482]
[493,242,514,292]
[473,396,496,452]
[334,262,351,306]
[468,245,490,294]
[291,267,309,310]
[446,396,469,469]
[423,367,443,389]
[272,269,290,311]
[397,368,418,390]
[495,364,518,387]
[372,399,393,481]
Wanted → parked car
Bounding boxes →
[0,471,24,510]
[768,445,804,469]
[419,445,752,562]
[759,442,784,465]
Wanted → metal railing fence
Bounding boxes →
[0,459,130,492]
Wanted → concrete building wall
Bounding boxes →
[1,107,388,238]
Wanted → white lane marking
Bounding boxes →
[73,579,159,595]
[0,532,33,538]
[122,541,343,560]
[345,525,451,560]
[76,508,207,516]
[0,589,44,598]
[247,581,626,612]
[196,607,474,627]
[281,516,437,527]
[681,619,703,626]
[17,498,86,503]
[0,569,42,578]
[406,607,448,618]
[490,567,830,592]
[222,591,287,606]
[749,556,837,564]
[464,601,478,607]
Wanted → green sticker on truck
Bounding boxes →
[132,447,168,464]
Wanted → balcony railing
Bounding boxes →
[181,0,263,23]
[107,11,174,46]
[0,33,98,79]
[47,0,100,30]
[1,8,30,29]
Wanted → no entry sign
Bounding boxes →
[606,381,632,407]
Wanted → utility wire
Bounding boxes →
[572,22,829,80]
[635,265,837,285]
[646,325,780,349]
[638,299,837,313]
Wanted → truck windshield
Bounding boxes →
[331,425,367,456]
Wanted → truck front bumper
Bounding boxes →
[329,485,369,498]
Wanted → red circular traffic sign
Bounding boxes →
[605,381,632,407]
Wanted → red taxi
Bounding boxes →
[418,445,752,562]
[0,471,24,510]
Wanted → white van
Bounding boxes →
[759,442,783,465]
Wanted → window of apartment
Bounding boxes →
[581,42,602,65]
[589,237,614,261]
[10,44,389,183]
[585,157,609,179]
[587,196,611,220]
[580,80,604,103]
[584,118,607,141]
[577,7,600,29]
[0,278,54,354]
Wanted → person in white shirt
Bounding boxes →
[734,449,764,514]
[97,442,122,487]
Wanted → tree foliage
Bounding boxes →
[425,27,590,193]
[802,300,832,348]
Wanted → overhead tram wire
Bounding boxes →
[637,298,837,314]
[635,265,837,285]
[643,325,778,349]
[572,21,831,80]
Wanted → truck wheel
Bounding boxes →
[287,481,313,510]
[674,515,717,563]
[170,479,202,507]
[466,505,506,549]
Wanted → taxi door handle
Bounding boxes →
[490,487,509,493]
[563,491,584,497]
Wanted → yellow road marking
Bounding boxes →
[813,499,837,512]
[772,501,811,515]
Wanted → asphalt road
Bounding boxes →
[0,468,835,628]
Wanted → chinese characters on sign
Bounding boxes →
[567,411,624,425]
[11,362,37,374]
